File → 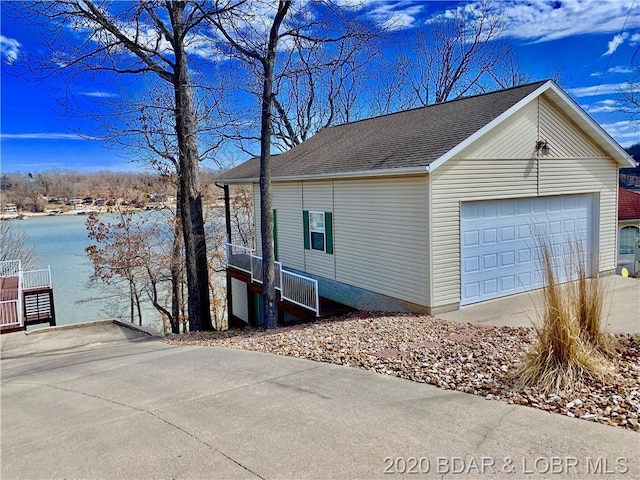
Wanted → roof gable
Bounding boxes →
[219,80,634,183]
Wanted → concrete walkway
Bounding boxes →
[1,321,638,479]
[439,275,640,334]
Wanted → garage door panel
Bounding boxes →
[461,194,594,305]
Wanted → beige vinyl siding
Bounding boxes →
[539,95,607,158]
[431,158,539,307]
[461,100,538,159]
[302,181,336,279]
[231,277,249,322]
[273,182,304,270]
[333,176,429,306]
[540,157,618,270]
[538,94,617,271]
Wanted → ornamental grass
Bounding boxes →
[515,237,613,393]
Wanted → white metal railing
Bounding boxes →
[250,256,282,291]
[0,260,21,278]
[250,254,263,283]
[226,243,319,315]
[226,243,253,273]
[0,260,23,328]
[0,299,20,327]
[281,270,319,315]
[22,267,52,290]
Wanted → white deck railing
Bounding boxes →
[226,243,253,273]
[226,243,319,315]
[1,260,22,328]
[22,267,52,290]
[0,260,21,278]
[280,270,319,315]
[0,261,53,329]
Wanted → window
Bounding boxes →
[303,210,333,254]
[619,226,639,255]
[309,212,325,251]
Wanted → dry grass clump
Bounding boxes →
[515,239,613,393]
[571,244,613,354]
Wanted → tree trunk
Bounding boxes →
[171,209,182,334]
[170,1,212,332]
[260,1,291,330]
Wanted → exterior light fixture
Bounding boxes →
[536,140,550,156]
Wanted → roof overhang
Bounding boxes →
[218,165,431,184]
[429,80,635,172]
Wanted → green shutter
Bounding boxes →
[303,210,310,250]
[273,209,278,261]
[325,211,333,255]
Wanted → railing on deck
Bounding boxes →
[226,243,319,315]
[225,243,253,274]
[250,255,282,291]
[1,261,54,329]
[0,260,21,278]
[22,267,52,290]
[0,260,22,328]
[280,270,319,314]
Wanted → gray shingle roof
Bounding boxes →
[219,81,548,182]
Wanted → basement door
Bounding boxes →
[460,194,596,305]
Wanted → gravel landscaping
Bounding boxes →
[164,313,640,432]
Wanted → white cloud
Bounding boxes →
[0,35,21,64]
[603,32,628,56]
[426,0,640,43]
[79,91,120,98]
[0,133,97,140]
[368,3,424,31]
[630,32,640,45]
[567,83,629,97]
[608,65,633,74]
[601,120,639,142]
[583,98,618,113]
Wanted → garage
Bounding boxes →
[460,194,595,305]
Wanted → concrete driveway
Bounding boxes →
[439,275,640,334]
[1,320,638,479]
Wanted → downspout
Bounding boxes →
[215,182,233,328]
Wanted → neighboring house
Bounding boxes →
[618,187,640,272]
[219,80,635,326]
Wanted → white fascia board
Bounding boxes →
[545,82,636,168]
[428,81,555,173]
[218,165,430,184]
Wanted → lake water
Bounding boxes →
[12,214,164,331]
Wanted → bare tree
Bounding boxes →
[202,0,373,328]
[86,210,147,325]
[0,221,39,269]
[619,66,640,125]
[16,0,228,331]
[203,0,292,329]
[270,28,377,149]
[394,0,526,107]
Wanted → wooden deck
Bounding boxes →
[0,274,56,334]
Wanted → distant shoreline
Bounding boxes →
[0,202,224,221]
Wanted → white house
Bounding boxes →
[219,80,635,326]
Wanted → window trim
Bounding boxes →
[303,210,333,255]
[308,210,326,252]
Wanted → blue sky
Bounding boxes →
[1,0,639,174]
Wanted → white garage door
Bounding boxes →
[460,194,595,305]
